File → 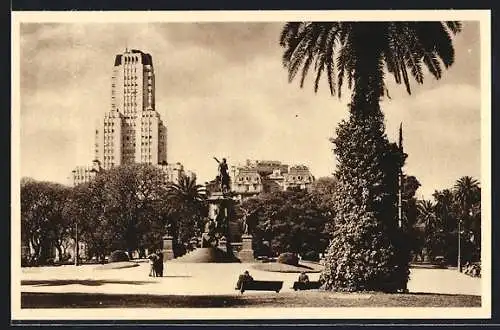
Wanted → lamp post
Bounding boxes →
[74,221,79,266]
[397,123,404,229]
[457,218,462,272]
[458,209,475,272]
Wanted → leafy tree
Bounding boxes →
[280,22,461,292]
[100,164,168,257]
[401,175,422,260]
[310,176,337,234]
[45,184,72,262]
[21,180,71,264]
[63,177,112,262]
[240,190,330,260]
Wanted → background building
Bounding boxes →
[70,49,193,187]
[229,159,315,200]
[71,160,102,187]
[283,165,315,191]
[95,48,167,169]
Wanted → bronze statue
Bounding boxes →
[240,206,261,236]
[213,156,230,193]
[165,223,173,237]
[201,218,217,247]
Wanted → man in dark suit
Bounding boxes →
[155,250,164,277]
[235,270,254,290]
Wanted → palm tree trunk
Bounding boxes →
[349,24,386,120]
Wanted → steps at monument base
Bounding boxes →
[228,221,242,242]
[170,247,240,263]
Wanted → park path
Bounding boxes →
[19,262,481,296]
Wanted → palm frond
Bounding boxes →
[279,22,301,46]
[399,54,412,95]
[280,20,461,100]
[414,22,456,68]
[445,21,463,35]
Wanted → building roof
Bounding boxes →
[114,50,153,66]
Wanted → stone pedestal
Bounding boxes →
[422,248,430,263]
[206,192,237,260]
[238,234,255,262]
[162,235,175,261]
[218,236,227,253]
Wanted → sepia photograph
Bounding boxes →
[11,10,491,321]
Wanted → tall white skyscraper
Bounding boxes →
[70,49,197,187]
[95,48,168,170]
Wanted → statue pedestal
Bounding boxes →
[238,234,255,262]
[218,236,227,253]
[162,235,175,261]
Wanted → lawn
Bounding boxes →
[21,291,480,308]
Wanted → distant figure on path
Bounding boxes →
[155,250,164,277]
[298,271,310,283]
[235,270,254,290]
[148,252,158,277]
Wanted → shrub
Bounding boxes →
[109,250,129,263]
[277,252,299,266]
[302,251,320,262]
[320,108,411,293]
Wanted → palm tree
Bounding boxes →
[281,22,462,292]
[280,22,461,117]
[453,176,480,268]
[166,175,207,249]
[453,176,480,217]
[167,175,206,206]
[432,189,457,232]
[416,199,439,260]
[417,200,436,231]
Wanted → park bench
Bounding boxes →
[237,280,283,294]
[292,281,322,291]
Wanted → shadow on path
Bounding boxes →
[161,275,192,278]
[22,292,249,308]
[21,291,481,309]
[21,280,154,287]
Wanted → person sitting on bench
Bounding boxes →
[298,271,310,284]
[235,270,254,290]
[293,272,322,290]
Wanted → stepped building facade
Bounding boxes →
[70,49,192,186]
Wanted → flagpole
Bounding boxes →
[398,123,408,293]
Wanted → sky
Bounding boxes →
[18,20,482,199]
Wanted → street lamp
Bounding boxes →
[457,218,462,272]
[74,221,79,266]
[458,208,473,273]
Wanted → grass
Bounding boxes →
[21,291,481,308]
[251,261,324,273]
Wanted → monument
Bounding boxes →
[162,223,174,262]
[237,206,259,262]
[169,157,241,263]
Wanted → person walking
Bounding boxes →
[155,250,164,277]
[148,252,158,277]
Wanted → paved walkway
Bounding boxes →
[20,262,481,296]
